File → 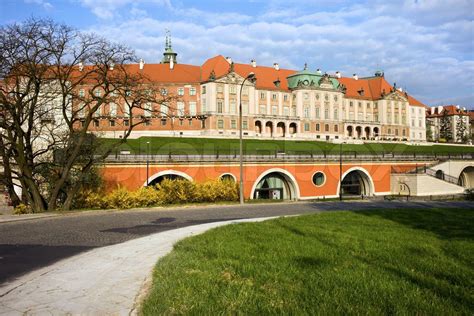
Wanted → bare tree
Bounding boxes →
[0,18,175,212]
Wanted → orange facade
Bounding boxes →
[100,161,424,199]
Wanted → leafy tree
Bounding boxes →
[456,114,467,143]
[439,109,453,142]
[0,18,175,212]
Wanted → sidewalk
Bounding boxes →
[0,216,277,315]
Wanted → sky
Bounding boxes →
[1,0,473,108]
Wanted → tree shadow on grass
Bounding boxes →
[356,208,474,241]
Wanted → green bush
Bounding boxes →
[13,203,32,215]
[75,178,239,210]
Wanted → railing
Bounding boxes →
[101,152,474,163]
[425,168,460,185]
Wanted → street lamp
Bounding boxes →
[239,72,256,205]
[339,140,344,201]
[146,141,150,186]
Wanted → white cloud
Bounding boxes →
[78,0,171,19]
[24,0,53,10]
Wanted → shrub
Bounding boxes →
[13,203,32,215]
[74,178,239,210]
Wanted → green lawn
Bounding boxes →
[101,136,474,156]
[141,208,474,315]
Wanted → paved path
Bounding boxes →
[0,200,471,314]
[0,200,471,285]
[0,217,275,315]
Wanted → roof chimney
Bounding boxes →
[335,71,341,78]
[456,105,460,109]
[251,59,256,68]
[316,68,322,75]
[226,56,232,64]
[353,74,358,80]
[398,87,403,92]
[78,62,84,71]
[273,63,279,70]
[139,59,145,70]
[438,105,443,114]
[170,57,174,70]
[430,107,435,115]
[109,61,115,70]
[463,107,466,111]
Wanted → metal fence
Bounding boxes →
[101,152,474,163]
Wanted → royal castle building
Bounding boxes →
[87,36,427,142]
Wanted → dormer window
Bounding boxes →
[358,88,364,96]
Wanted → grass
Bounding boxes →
[141,208,474,315]
[100,136,474,156]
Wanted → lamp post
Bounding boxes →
[239,72,256,205]
[146,141,150,186]
[339,141,344,201]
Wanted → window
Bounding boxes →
[260,92,265,99]
[160,88,167,96]
[350,101,353,107]
[79,89,85,98]
[283,94,288,102]
[388,128,392,134]
[367,103,370,109]
[283,107,289,116]
[395,129,399,136]
[374,102,378,109]
[358,102,361,108]
[324,109,329,119]
[177,102,185,116]
[217,101,223,113]
[291,106,297,116]
[260,105,266,115]
[161,119,167,126]
[178,88,184,96]
[358,112,363,121]
[109,120,115,127]
[124,120,129,126]
[93,120,99,127]
[144,102,152,117]
[229,85,236,94]
[201,98,207,112]
[272,105,278,115]
[145,120,151,126]
[189,119,193,126]
[242,102,248,114]
[304,123,310,131]
[411,119,415,126]
[312,172,325,186]
[325,94,329,101]
[243,121,248,130]
[189,87,196,96]
[418,119,422,127]
[231,120,237,129]
[334,108,338,120]
[325,124,329,132]
[315,107,320,118]
[179,119,184,126]
[242,86,248,95]
[217,85,223,93]
[109,103,117,117]
[304,107,309,118]
[217,119,224,129]
[230,101,237,114]
[334,95,338,102]
[272,93,277,100]
[94,89,101,97]
[316,94,320,100]
[316,123,320,131]
[160,103,168,115]
[189,102,197,115]
[334,125,338,132]
[202,86,206,94]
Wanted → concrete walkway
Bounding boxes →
[0,217,275,315]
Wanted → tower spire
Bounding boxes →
[162,29,177,64]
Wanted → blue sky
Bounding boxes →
[1,0,473,108]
